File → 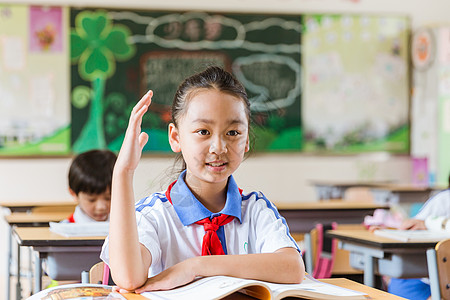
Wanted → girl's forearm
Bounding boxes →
[109,168,150,290]
[191,248,304,284]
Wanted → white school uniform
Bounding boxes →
[100,170,300,277]
[61,205,110,223]
[414,189,450,231]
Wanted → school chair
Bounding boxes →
[81,261,110,285]
[427,238,450,300]
[307,223,364,278]
[312,222,337,278]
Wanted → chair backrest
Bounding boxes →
[89,261,110,285]
[309,223,363,277]
[436,238,450,300]
[312,222,338,279]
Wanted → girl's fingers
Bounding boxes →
[127,91,153,132]
[139,132,149,150]
[133,90,153,114]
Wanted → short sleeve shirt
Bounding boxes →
[414,189,450,220]
[100,171,299,277]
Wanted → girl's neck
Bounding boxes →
[184,173,228,213]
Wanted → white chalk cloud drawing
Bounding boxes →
[233,54,301,112]
[109,11,302,112]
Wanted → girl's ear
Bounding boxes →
[245,136,250,153]
[168,123,181,153]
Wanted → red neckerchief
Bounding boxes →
[67,213,75,223]
[165,180,242,255]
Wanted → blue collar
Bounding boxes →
[168,170,242,226]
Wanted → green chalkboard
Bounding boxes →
[70,9,302,153]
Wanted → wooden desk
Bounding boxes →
[275,201,387,274]
[4,212,72,300]
[327,229,438,287]
[5,212,71,226]
[309,180,392,200]
[13,227,105,297]
[321,278,406,300]
[119,278,406,300]
[0,200,75,213]
[370,184,444,205]
[276,201,388,233]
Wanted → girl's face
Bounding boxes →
[169,89,249,188]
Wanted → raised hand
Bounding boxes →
[115,90,153,172]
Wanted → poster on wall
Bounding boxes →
[0,5,70,156]
[302,15,410,153]
[70,9,302,153]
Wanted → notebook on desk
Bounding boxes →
[49,221,109,237]
[374,229,450,242]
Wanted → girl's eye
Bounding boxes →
[196,129,209,136]
[227,130,240,136]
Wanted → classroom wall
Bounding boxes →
[1,0,448,202]
[1,0,449,294]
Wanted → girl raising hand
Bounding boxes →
[101,66,305,293]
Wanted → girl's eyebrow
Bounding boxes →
[192,118,246,125]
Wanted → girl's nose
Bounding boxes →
[209,136,227,155]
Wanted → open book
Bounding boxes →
[27,283,125,300]
[374,229,450,242]
[141,275,368,300]
[49,221,109,237]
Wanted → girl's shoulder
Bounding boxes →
[134,191,171,213]
[241,190,278,210]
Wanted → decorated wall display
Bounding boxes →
[70,9,302,153]
[0,5,70,156]
[0,5,412,156]
[302,15,410,153]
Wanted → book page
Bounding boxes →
[266,275,367,299]
[141,276,269,300]
[374,229,450,242]
[28,283,125,300]
[49,221,109,237]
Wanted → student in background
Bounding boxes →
[101,66,305,293]
[65,149,117,223]
[388,173,450,300]
[45,149,117,288]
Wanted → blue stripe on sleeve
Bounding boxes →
[258,192,301,253]
[136,193,167,212]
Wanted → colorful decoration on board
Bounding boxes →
[412,28,435,71]
[70,10,135,152]
[302,15,410,153]
[0,5,70,156]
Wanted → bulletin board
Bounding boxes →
[0,5,70,156]
[302,15,410,153]
[70,9,302,153]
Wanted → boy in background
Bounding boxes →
[65,149,117,222]
[45,149,117,288]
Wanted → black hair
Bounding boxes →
[68,149,117,195]
[171,65,250,126]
